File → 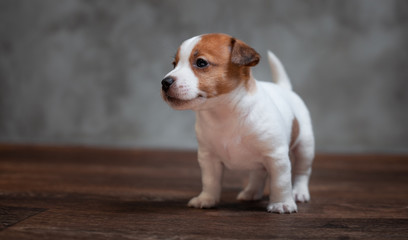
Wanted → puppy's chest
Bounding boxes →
[198,124,264,170]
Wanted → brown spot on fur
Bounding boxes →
[290,118,300,148]
[190,33,260,98]
[245,77,257,94]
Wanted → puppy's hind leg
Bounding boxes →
[292,134,315,203]
[237,168,267,201]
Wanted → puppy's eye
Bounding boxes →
[172,61,177,68]
[195,58,209,68]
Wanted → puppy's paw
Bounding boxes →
[237,189,263,201]
[292,185,310,203]
[187,194,218,209]
[267,200,297,214]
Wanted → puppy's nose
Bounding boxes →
[161,77,175,92]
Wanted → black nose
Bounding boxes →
[161,77,175,92]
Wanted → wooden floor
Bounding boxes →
[0,145,407,239]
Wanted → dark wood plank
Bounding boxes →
[0,144,407,239]
[0,206,46,230]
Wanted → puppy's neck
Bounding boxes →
[195,76,257,124]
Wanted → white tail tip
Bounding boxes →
[267,50,292,90]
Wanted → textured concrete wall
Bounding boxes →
[0,0,407,152]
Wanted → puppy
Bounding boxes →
[161,33,314,213]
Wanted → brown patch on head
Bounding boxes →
[190,33,260,98]
[290,118,300,148]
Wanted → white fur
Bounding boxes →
[162,36,315,214]
[162,36,207,110]
[267,51,292,90]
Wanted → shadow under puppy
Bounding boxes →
[161,33,314,213]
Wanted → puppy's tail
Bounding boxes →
[267,50,292,90]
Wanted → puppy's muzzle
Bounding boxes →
[161,76,175,92]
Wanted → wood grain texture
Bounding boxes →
[0,144,407,239]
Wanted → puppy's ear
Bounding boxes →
[230,38,260,67]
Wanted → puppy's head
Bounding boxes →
[161,33,260,110]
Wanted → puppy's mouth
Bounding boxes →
[164,93,205,106]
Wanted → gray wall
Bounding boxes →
[1,0,407,153]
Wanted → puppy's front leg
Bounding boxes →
[188,150,223,209]
[265,152,297,214]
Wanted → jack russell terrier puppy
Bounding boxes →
[161,33,314,213]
